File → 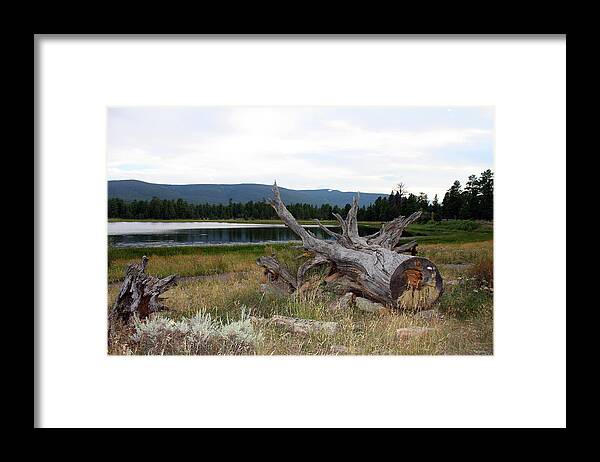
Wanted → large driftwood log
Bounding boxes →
[109,256,178,323]
[257,183,443,310]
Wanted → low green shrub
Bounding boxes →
[468,255,494,288]
[438,278,493,320]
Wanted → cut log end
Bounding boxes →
[390,257,443,311]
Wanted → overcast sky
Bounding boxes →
[107,106,493,200]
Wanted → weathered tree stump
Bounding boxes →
[257,183,443,311]
[109,256,178,323]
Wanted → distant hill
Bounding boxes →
[108,180,387,207]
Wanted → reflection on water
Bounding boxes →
[108,221,373,248]
[108,221,287,235]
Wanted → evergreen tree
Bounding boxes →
[462,174,481,219]
[431,194,442,221]
[478,169,494,220]
[442,181,463,219]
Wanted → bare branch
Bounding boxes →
[332,212,347,235]
[297,253,330,285]
[394,240,418,255]
[363,227,383,240]
[346,193,360,238]
[367,211,422,249]
[314,219,342,239]
[257,255,298,290]
[268,182,315,246]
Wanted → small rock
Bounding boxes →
[330,345,350,354]
[396,326,433,340]
[291,326,309,337]
[249,316,268,324]
[339,292,354,307]
[355,297,388,314]
[270,315,340,336]
[328,292,355,311]
[414,309,441,321]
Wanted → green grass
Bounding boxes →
[402,220,493,244]
[108,242,289,262]
[108,243,293,283]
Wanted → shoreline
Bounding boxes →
[108,236,493,252]
[108,218,383,227]
[109,240,305,249]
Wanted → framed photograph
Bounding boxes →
[35,35,566,428]
[106,106,494,357]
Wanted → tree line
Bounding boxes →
[108,170,493,222]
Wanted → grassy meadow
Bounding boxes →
[108,220,493,355]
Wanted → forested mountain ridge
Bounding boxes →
[108,170,493,222]
[108,180,387,207]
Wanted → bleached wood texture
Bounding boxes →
[258,182,443,310]
[109,256,178,323]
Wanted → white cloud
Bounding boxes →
[107,107,493,198]
[224,107,311,135]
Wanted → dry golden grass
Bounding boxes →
[108,253,260,283]
[108,241,493,355]
[468,255,494,288]
[419,240,493,264]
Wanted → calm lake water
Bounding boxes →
[108,221,373,248]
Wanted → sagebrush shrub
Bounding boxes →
[130,309,260,355]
